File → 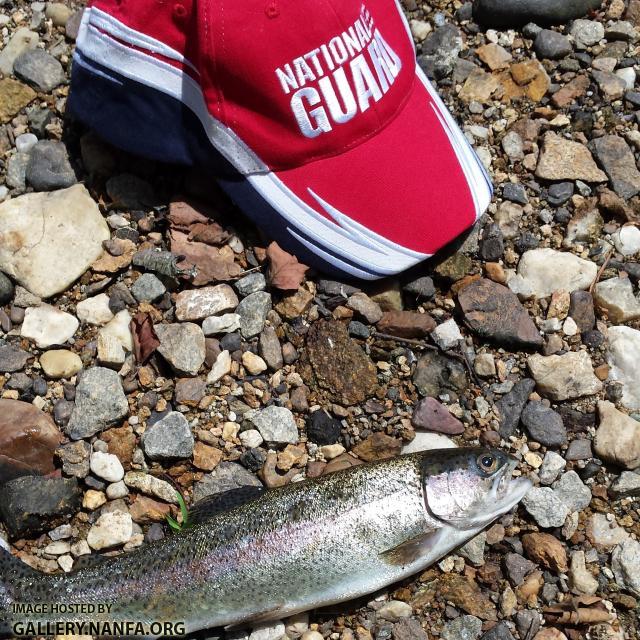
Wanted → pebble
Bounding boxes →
[522,487,570,528]
[614,226,640,256]
[242,352,267,375]
[539,451,566,485]
[66,367,129,440]
[569,290,595,333]
[377,310,436,338]
[611,538,640,596]
[527,351,602,401]
[587,513,629,550]
[21,304,78,348]
[570,550,598,595]
[594,277,640,323]
[249,405,298,444]
[193,461,262,502]
[0,28,39,76]
[40,349,82,379]
[207,350,232,384]
[306,410,342,445]
[474,353,496,377]
[87,511,133,550]
[610,471,640,496]
[89,451,124,483]
[235,272,266,296]
[591,135,640,199]
[459,532,486,566]
[607,326,640,410]
[203,313,241,335]
[570,18,605,49]
[377,600,413,622]
[521,401,567,447]
[496,378,536,438]
[594,400,640,469]
[346,292,383,323]
[259,325,284,370]
[175,285,239,321]
[141,411,194,460]
[236,291,272,338]
[535,30,572,59]
[402,432,457,453]
[411,397,464,435]
[249,621,285,640]
[239,429,264,449]
[25,140,76,191]
[155,323,206,377]
[473,0,603,27]
[0,344,30,373]
[431,318,463,350]
[552,471,591,512]
[441,615,482,640]
[131,273,166,302]
[76,294,114,326]
[522,532,568,572]
[124,471,179,503]
[413,351,468,400]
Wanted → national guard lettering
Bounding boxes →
[275,4,402,138]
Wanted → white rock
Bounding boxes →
[124,471,179,503]
[612,538,640,596]
[522,487,570,528]
[594,278,640,323]
[613,225,640,256]
[0,185,110,298]
[249,621,285,640]
[539,451,566,485]
[207,350,232,384]
[431,318,463,350]
[377,600,412,621]
[249,405,298,444]
[402,432,457,454]
[87,511,133,550]
[106,480,129,499]
[607,326,640,410]
[15,133,38,154]
[516,249,598,298]
[43,540,70,555]
[595,401,640,469]
[202,313,241,335]
[409,18,432,41]
[570,550,599,595]
[76,294,114,326]
[97,332,126,368]
[21,304,79,348]
[563,317,579,336]
[175,285,239,321]
[58,555,74,572]
[99,310,133,352]
[239,429,264,449]
[616,67,636,90]
[90,451,124,483]
[527,351,602,401]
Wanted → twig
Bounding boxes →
[589,248,613,294]
[372,332,438,350]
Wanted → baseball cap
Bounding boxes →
[68,0,492,280]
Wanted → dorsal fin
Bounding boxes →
[189,486,266,525]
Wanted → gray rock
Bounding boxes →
[6,151,29,190]
[235,272,266,297]
[473,0,603,27]
[458,532,486,566]
[55,440,91,478]
[0,344,30,372]
[193,461,262,502]
[496,378,536,438]
[155,323,206,377]
[564,438,592,460]
[249,405,298,444]
[504,553,536,586]
[611,471,640,496]
[539,451,566,485]
[0,273,14,305]
[521,401,567,447]
[611,538,640,596]
[515,611,541,640]
[13,49,65,92]
[0,27,39,77]
[570,18,605,49]
[0,475,81,537]
[441,615,482,640]
[591,136,640,200]
[403,276,436,299]
[534,29,573,59]
[413,351,468,400]
[480,623,515,640]
[131,273,166,302]
[25,141,76,191]
[522,486,570,528]
[418,24,463,79]
[392,618,428,640]
[236,292,272,338]
[66,367,129,439]
[553,470,591,512]
[141,411,194,460]
[259,325,283,370]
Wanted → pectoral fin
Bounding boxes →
[380,528,442,567]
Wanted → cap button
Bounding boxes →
[265,1,279,18]
[173,3,187,21]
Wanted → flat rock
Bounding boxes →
[535,133,607,183]
[0,399,63,483]
[66,367,129,440]
[594,277,640,323]
[0,28,39,76]
[40,350,82,379]
[249,406,298,444]
[87,511,132,550]
[0,345,30,372]
[0,185,109,298]
[522,532,568,572]
[534,30,573,59]
[527,351,602,401]
[553,470,591,512]
[515,249,598,298]
[570,18,605,49]
[607,326,640,410]
[175,285,238,322]
[25,140,76,191]
[353,432,402,462]
[155,323,206,377]
[591,135,640,199]
[13,49,65,92]
[76,294,114,326]
[595,401,640,469]
[411,397,465,435]
[131,273,166,302]
[376,310,436,338]
[193,461,262,502]
[496,378,536,438]
[473,0,603,27]
[413,351,468,401]
[521,401,567,447]
[522,487,570,528]
[236,291,272,338]
[402,432,457,453]
[141,411,194,460]
[611,538,640,596]
[21,304,78,348]
[0,78,36,124]
[610,471,640,496]
[124,471,179,503]
[458,278,542,348]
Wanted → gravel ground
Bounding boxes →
[1,1,640,639]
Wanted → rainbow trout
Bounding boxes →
[0,448,531,637]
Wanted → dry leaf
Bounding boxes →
[544,597,614,626]
[188,221,229,246]
[130,312,160,364]
[266,241,309,291]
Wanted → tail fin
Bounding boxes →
[0,546,39,636]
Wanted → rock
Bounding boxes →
[458,278,542,348]
[40,350,82,379]
[413,351,468,400]
[155,323,206,377]
[569,290,595,333]
[563,208,603,247]
[131,273,166,302]
[441,615,482,640]
[607,326,640,410]
[55,440,90,478]
[6,152,29,191]
[591,136,640,199]
[613,226,640,256]
[539,451,566,485]
[594,277,640,323]
[302,320,377,405]
[242,352,267,375]
[515,249,597,299]
[0,273,14,305]
[459,69,501,103]
[13,49,65,93]
[90,451,124,483]
[521,402,567,447]
[236,291,272,338]
[250,621,286,640]
[565,438,592,460]
[570,550,599,595]
[76,294,114,326]
[346,292,383,323]
[353,432,402,462]
[504,553,537,586]
[192,442,224,471]
[535,30,573,59]
[458,532,486,566]
[0,28,39,76]
[66,367,129,440]
[124,471,179,503]
[594,401,640,469]
[25,140,76,191]
[480,623,515,640]
[21,304,78,348]
[87,511,133,550]
[207,350,232,384]
[522,487,570,528]
[249,406,298,444]
[46,3,73,26]
[0,399,63,482]
[553,471,591,512]
[235,272,266,296]
[141,411,194,460]
[0,79,36,124]
[431,319,463,350]
[411,397,465,435]
[376,311,436,338]
[477,43,513,70]
[611,471,640,496]
[522,532,568,572]
[392,618,428,640]
[106,173,156,209]
[419,24,463,79]
[587,513,630,550]
[527,352,602,401]
[174,377,206,407]
[611,538,640,596]
[175,285,238,322]
[202,314,241,335]
[0,185,109,298]
[473,0,603,27]
[436,574,497,620]
[496,378,536,438]
[570,18,605,49]
[535,133,607,183]
[193,461,262,502]
[0,345,30,372]
[259,326,283,370]
[402,432,457,453]
[0,475,81,537]
[306,410,342,445]
[592,70,627,100]
[377,600,413,622]
[474,353,496,377]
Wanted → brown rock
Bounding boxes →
[101,424,136,468]
[458,278,542,348]
[533,631,568,640]
[129,495,172,524]
[192,442,223,471]
[301,320,378,405]
[436,574,497,620]
[627,0,640,25]
[459,69,501,103]
[175,377,206,407]
[92,239,136,273]
[552,75,590,108]
[0,399,64,482]
[376,311,436,338]
[352,433,402,462]
[509,60,550,102]
[0,79,36,123]
[275,287,314,320]
[322,452,363,475]
[411,397,464,435]
[522,532,568,572]
[536,132,608,183]
[477,43,513,70]
[516,570,544,606]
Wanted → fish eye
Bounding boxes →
[478,454,498,473]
